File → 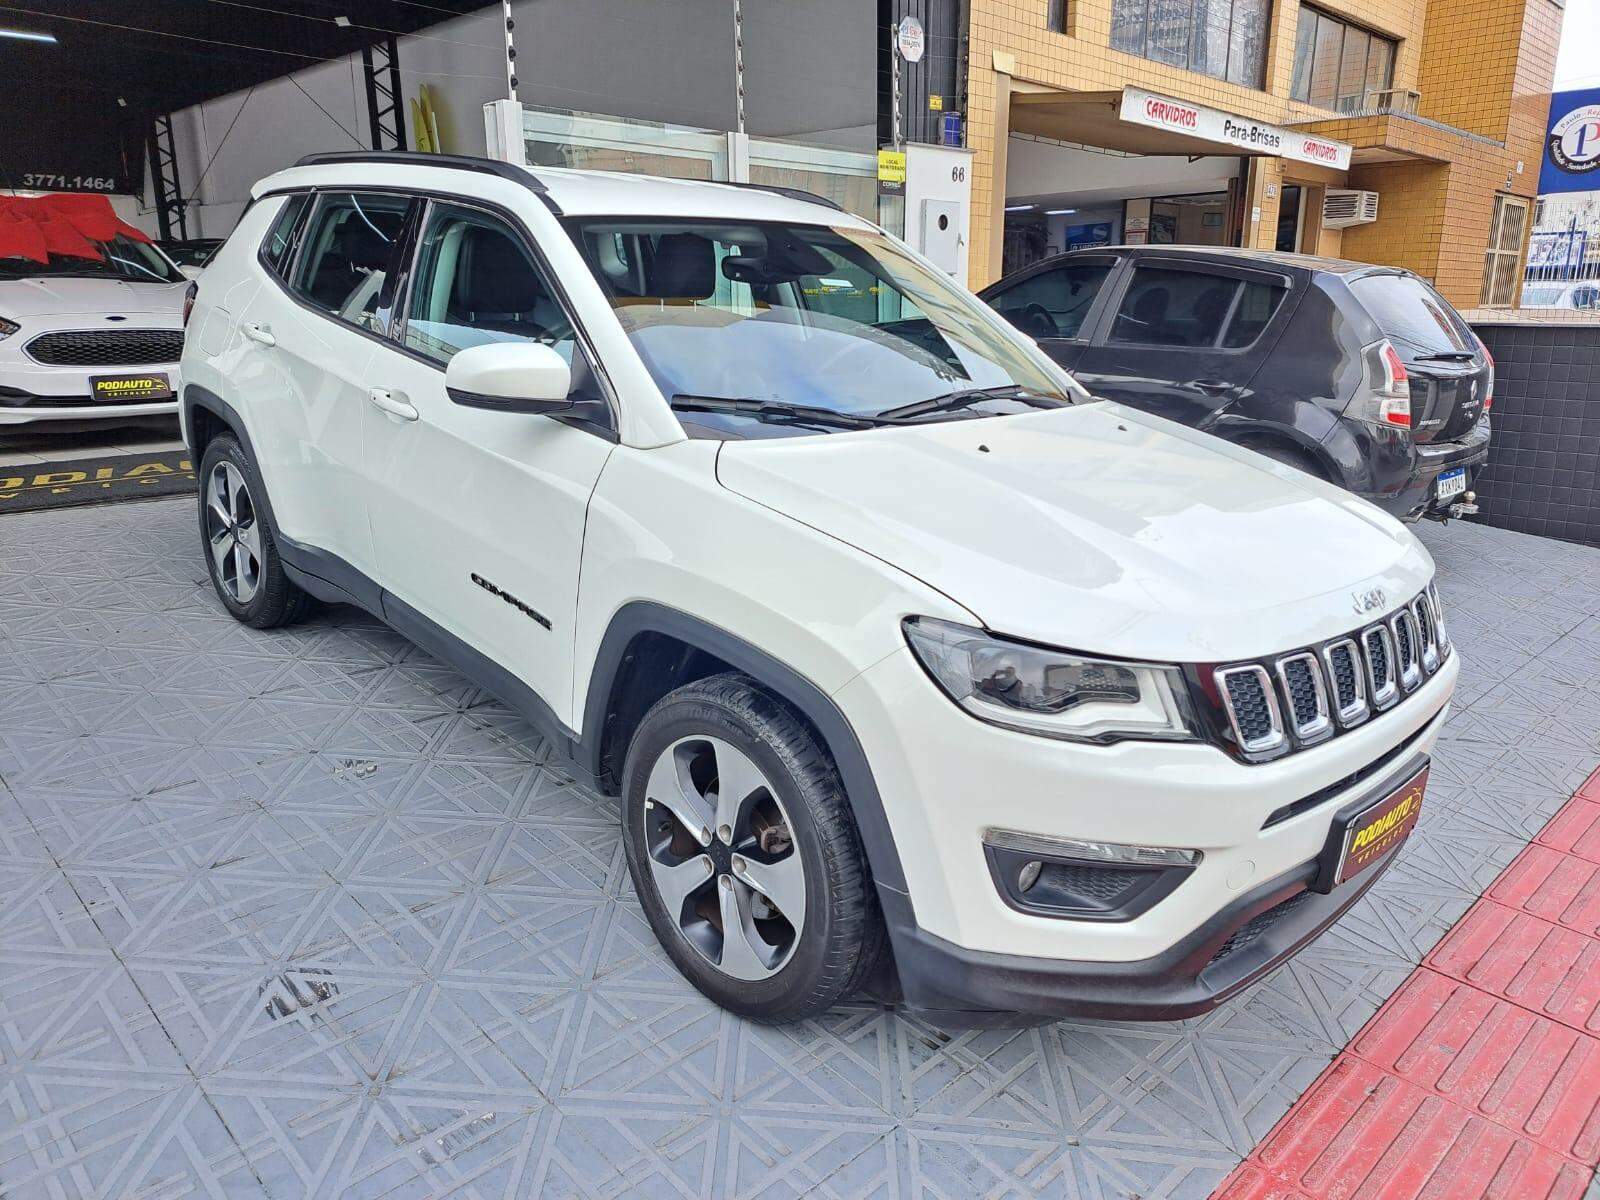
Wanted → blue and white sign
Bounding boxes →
[1540,88,1600,195]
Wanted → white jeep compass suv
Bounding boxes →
[180,152,1456,1024]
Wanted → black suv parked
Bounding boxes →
[981,246,1491,521]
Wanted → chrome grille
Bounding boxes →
[1391,610,1422,692]
[1412,596,1439,672]
[1363,624,1398,709]
[1212,589,1448,761]
[1276,653,1331,743]
[25,329,184,367]
[1216,665,1284,755]
[1321,639,1369,726]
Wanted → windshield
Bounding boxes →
[0,235,184,284]
[1348,272,1474,355]
[566,218,1078,434]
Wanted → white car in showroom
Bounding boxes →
[1,225,188,428]
[180,152,1457,1024]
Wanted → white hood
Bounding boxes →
[715,402,1434,664]
[0,277,187,320]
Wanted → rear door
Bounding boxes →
[1073,257,1294,428]
[235,189,415,572]
[1345,272,1488,444]
[979,254,1119,372]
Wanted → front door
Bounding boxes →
[1073,259,1291,429]
[979,255,1119,373]
[361,199,615,724]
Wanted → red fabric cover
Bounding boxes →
[0,194,153,262]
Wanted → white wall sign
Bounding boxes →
[1119,87,1353,171]
[896,16,925,63]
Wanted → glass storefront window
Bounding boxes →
[1290,7,1397,113]
[1108,0,1269,88]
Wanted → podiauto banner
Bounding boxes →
[1539,88,1600,195]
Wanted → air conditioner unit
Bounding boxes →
[1323,189,1380,229]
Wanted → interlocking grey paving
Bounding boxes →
[2,496,1599,1199]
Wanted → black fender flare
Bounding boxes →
[580,601,913,911]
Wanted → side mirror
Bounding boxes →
[445,341,573,414]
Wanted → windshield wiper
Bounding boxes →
[670,394,904,431]
[875,383,1067,421]
[1410,350,1477,362]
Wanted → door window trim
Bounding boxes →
[1091,257,1295,352]
[253,184,621,441]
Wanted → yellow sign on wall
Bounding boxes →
[928,95,944,111]
[877,149,906,195]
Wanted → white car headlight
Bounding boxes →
[903,617,1200,744]
[0,316,18,341]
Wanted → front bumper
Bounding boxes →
[889,763,1413,1022]
[0,373,182,425]
[835,644,1455,1020]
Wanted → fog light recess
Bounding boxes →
[982,829,1200,921]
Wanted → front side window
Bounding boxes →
[1290,6,1396,112]
[567,218,1078,436]
[989,263,1114,340]
[402,203,605,408]
[1110,0,1270,88]
[288,192,410,332]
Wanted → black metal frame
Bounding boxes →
[360,35,407,152]
[146,114,188,242]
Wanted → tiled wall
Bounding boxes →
[1469,322,1600,549]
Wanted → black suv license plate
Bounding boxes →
[90,372,173,403]
[1328,763,1428,887]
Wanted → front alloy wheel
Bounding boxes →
[620,674,883,1022]
[643,735,806,980]
[205,460,262,604]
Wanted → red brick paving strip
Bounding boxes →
[1216,772,1600,1199]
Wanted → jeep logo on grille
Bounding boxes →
[1351,587,1387,615]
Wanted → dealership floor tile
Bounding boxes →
[3,498,1600,1198]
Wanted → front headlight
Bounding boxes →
[903,617,1200,744]
[0,316,18,342]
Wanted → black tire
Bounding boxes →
[620,673,883,1022]
[196,434,311,629]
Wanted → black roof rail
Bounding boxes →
[717,180,844,212]
[290,151,548,193]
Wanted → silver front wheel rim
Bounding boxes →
[642,735,805,981]
[205,461,262,604]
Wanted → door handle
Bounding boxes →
[367,387,418,422]
[241,322,276,347]
[1191,379,1233,395]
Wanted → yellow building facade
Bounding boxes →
[962,0,1563,308]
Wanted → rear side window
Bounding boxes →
[1347,273,1472,353]
[1221,280,1287,347]
[289,192,411,332]
[989,263,1113,339]
[261,193,310,277]
[1109,266,1239,347]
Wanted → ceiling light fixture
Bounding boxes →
[1046,208,1078,215]
[1004,204,1034,212]
[0,28,57,42]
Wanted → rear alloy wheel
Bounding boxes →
[196,434,310,629]
[205,460,262,605]
[621,674,883,1022]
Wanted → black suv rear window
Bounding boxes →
[1348,273,1472,354]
